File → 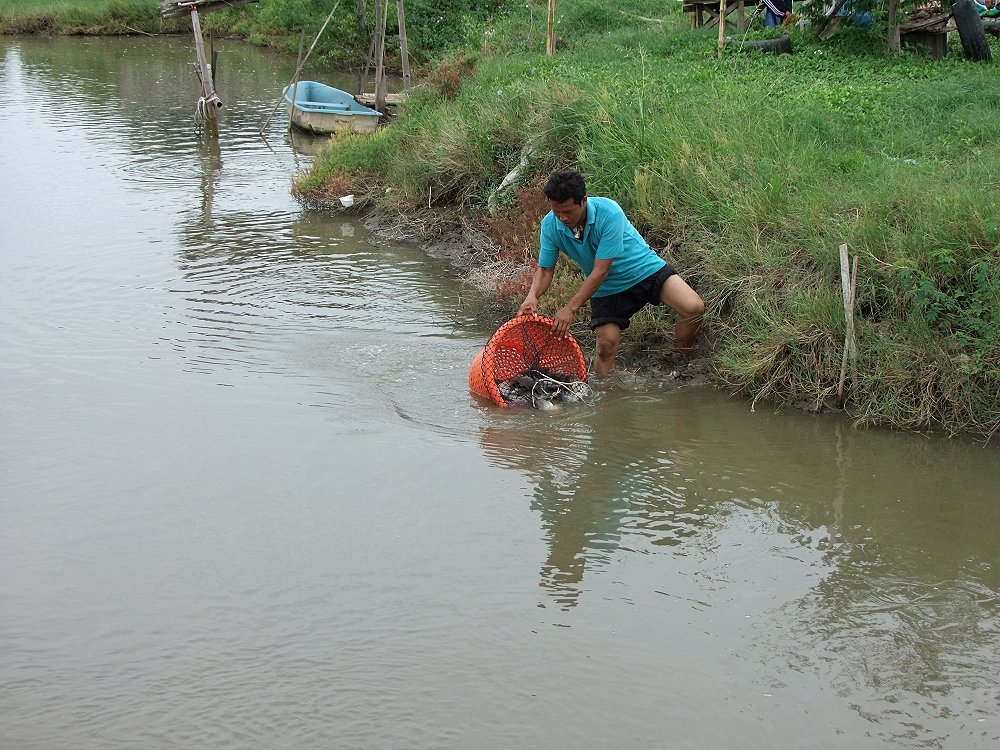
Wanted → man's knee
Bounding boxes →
[661,275,705,319]
[594,325,620,360]
[678,294,705,320]
[596,337,619,360]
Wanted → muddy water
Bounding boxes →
[1,36,998,750]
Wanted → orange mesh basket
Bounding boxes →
[469,314,588,407]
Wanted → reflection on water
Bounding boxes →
[479,388,707,609]
[479,387,1000,745]
[287,127,334,156]
[2,35,1000,750]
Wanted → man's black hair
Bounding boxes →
[543,170,587,204]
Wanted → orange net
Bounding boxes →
[469,314,589,408]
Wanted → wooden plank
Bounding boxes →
[355,92,406,107]
[161,0,259,19]
[682,0,748,31]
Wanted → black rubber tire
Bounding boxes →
[724,35,793,55]
[952,0,993,61]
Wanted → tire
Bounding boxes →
[952,0,992,61]
[724,35,793,54]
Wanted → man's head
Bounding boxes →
[543,170,588,230]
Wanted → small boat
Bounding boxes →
[283,80,382,135]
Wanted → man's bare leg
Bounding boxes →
[659,274,705,360]
[593,322,621,377]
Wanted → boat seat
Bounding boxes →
[300,101,351,112]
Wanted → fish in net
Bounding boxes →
[469,315,591,409]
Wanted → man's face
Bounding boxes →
[549,196,587,229]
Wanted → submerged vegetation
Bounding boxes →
[298,3,1000,436]
[4,0,997,435]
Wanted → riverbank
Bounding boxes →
[296,5,1000,437]
[0,0,500,67]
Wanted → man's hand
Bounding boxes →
[551,305,576,337]
[518,295,538,317]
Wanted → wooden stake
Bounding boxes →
[190,7,220,115]
[396,0,411,92]
[374,0,387,114]
[546,0,556,56]
[837,244,859,406]
[717,0,727,55]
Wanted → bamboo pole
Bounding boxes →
[210,34,217,91]
[396,0,411,92]
[546,0,556,55]
[190,7,221,115]
[359,27,376,95]
[259,0,343,135]
[289,30,305,133]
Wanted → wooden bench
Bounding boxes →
[683,0,757,30]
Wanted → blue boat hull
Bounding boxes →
[283,81,382,135]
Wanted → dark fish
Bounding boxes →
[497,367,591,409]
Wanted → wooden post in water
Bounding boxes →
[396,0,411,92]
[210,34,218,91]
[190,7,222,116]
[373,0,388,113]
[546,0,556,55]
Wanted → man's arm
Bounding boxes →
[518,265,555,316]
[551,258,613,336]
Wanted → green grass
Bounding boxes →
[301,3,1000,435]
[0,0,165,34]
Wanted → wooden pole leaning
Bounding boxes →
[289,29,305,133]
[258,0,343,135]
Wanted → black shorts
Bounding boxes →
[589,264,677,331]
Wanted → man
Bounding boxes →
[763,0,793,27]
[518,170,705,377]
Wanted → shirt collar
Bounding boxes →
[555,197,594,240]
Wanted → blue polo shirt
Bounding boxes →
[538,196,666,297]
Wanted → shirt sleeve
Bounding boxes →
[538,214,560,268]
[594,203,625,260]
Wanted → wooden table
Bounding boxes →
[683,0,757,30]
